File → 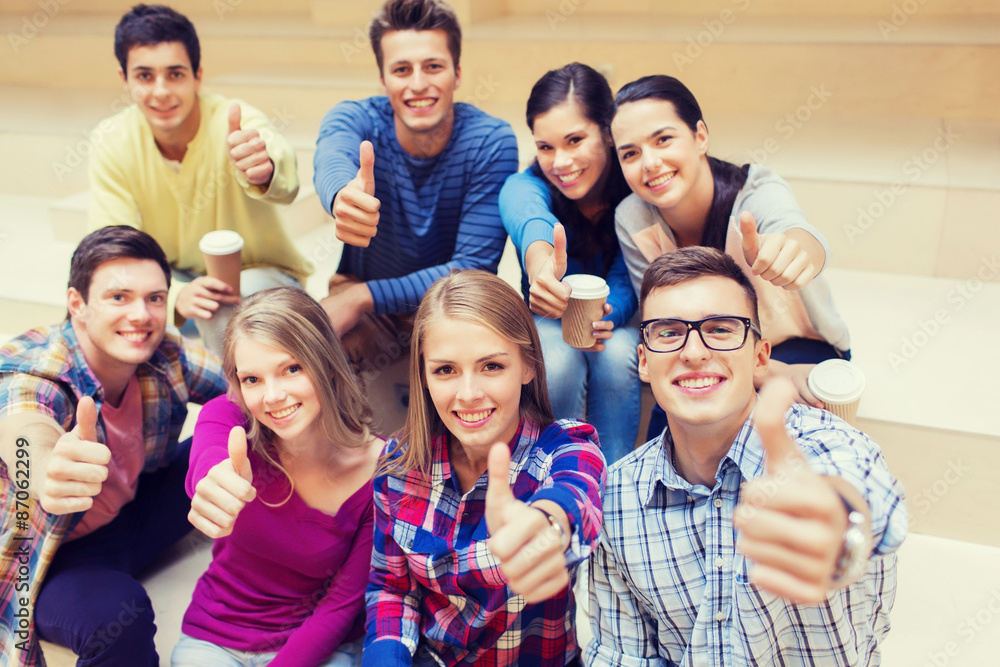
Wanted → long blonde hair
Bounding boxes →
[382,270,553,477]
[222,287,373,501]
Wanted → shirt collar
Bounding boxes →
[429,419,537,492]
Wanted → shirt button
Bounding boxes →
[462,512,469,518]
[714,498,723,508]
[715,611,725,622]
[406,540,413,549]
[715,557,724,569]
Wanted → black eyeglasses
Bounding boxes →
[639,316,762,353]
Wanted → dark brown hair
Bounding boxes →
[369,0,461,74]
[68,225,171,304]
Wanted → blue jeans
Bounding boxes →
[644,338,851,440]
[34,439,195,666]
[535,314,641,464]
[174,267,302,354]
[171,634,363,666]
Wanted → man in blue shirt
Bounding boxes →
[587,247,907,666]
[313,0,518,375]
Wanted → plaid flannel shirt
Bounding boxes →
[0,322,226,666]
[587,404,908,667]
[364,419,606,666]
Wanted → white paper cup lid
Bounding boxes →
[563,274,609,300]
[807,359,866,404]
[199,230,244,255]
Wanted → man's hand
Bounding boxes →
[485,442,570,603]
[331,141,380,247]
[176,277,240,321]
[188,426,256,539]
[527,223,572,319]
[734,378,848,604]
[226,102,274,186]
[320,282,374,337]
[740,212,817,290]
[39,397,111,515]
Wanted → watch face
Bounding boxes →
[834,510,871,585]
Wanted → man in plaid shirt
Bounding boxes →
[587,248,907,666]
[0,226,227,666]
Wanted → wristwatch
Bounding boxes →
[831,491,871,587]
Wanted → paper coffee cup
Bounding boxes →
[807,359,866,426]
[199,230,244,294]
[561,274,610,349]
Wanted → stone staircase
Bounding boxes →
[1,1,998,664]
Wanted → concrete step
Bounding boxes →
[2,13,998,121]
[504,0,1000,18]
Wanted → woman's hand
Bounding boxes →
[485,443,571,603]
[188,427,256,539]
[740,212,817,290]
[526,224,572,319]
[759,360,822,408]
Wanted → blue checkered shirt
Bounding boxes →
[586,404,907,667]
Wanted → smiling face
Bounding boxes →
[234,337,323,450]
[532,100,612,207]
[639,276,769,442]
[69,257,168,382]
[422,317,534,454]
[611,98,712,221]
[121,41,202,145]
[379,29,461,157]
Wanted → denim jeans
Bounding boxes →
[534,314,641,465]
[171,634,363,666]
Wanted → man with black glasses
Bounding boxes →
[586,247,907,666]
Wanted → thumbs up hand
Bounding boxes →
[485,443,571,603]
[39,396,112,515]
[331,140,381,247]
[733,378,849,604]
[527,223,573,319]
[226,102,275,186]
[739,212,816,290]
[189,426,257,539]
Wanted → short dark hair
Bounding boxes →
[639,247,760,330]
[69,226,171,304]
[369,0,461,74]
[114,4,201,76]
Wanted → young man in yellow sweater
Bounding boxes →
[87,4,312,354]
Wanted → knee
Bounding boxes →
[77,578,156,661]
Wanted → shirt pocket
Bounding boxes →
[394,525,455,594]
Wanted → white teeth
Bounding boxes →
[119,332,148,341]
[647,171,677,187]
[269,404,300,419]
[557,170,583,183]
[677,377,721,389]
[457,409,491,422]
[407,99,434,108]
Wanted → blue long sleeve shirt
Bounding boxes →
[499,164,636,329]
[314,97,518,316]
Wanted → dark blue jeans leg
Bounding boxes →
[34,439,195,666]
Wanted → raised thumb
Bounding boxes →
[739,211,760,265]
[358,140,376,196]
[485,442,514,534]
[552,222,568,280]
[228,102,242,135]
[228,426,252,482]
[73,396,98,443]
[754,377,803,475]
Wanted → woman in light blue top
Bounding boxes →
[499,63,639,464]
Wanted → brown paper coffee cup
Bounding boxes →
[807,359,866,427]
[561,274,610,349]
[199,230,244,294]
